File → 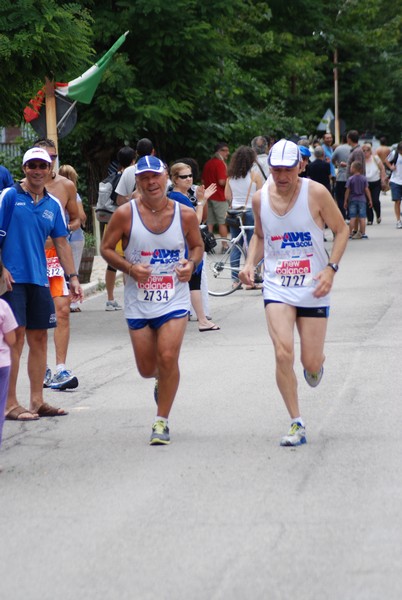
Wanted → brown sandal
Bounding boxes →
[36,403,68,417]
[5,406,39,421]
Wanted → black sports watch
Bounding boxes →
[327,262,339,273]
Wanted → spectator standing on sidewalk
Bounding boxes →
[385,141,402,228]
[251,136,270,181]
[346,130,365,177]
[0,147,83,421]
[0,260,18,446]
[322,132,335,194]
[307,146,331,192]
[0,165,13,191]
[115,138,155,206]
[332,135,350,219]
[361,143,387,225]
[103,146,136,311]
[376,136,391,189]
[344,161,372,239]
[202,142,230,239]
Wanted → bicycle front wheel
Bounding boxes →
[205,237,247,296]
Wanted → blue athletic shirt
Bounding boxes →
[167,190,203,274]
[0,183,68,286]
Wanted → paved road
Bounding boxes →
[1,192,402,600]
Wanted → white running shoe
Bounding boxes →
[105,300,123,311]
[280,422,307,447]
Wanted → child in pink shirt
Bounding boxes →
[0,261,18,448]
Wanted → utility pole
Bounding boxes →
[44,77,58,153]
[333,48,340,145]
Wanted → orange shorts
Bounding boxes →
[46,247,69,298]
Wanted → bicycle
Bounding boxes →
[205,209,263,296]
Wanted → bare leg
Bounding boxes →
[5,326,38,417]
[394,199,401,222]
[190,290,217,329]
[128,316,188,418]
[26,329,48,411]
[296,317,327,374]
[265,304,300,419]
[359,217,366,236]
[53,296,71,365]
[105,268,117,302]
[218,223,229,238]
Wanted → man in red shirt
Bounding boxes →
[202,142,230,237]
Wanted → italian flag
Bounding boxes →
[24,32,128,122]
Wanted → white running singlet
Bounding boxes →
[124,200,191,319]
[260,178,330,307]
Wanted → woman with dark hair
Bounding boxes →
[361,142,387,224]
[225,145,263,288]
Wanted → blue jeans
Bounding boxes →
[229,209,254,279]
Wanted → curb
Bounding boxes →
[82,272,123,299]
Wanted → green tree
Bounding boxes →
[0,0,93,124]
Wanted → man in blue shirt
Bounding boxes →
[0,164,13,191]
[0,147,83,421]
[322,132,335,195]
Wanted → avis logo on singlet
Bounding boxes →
[280,232,312,249]
[150,249,180,265]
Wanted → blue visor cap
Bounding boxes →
[135,155,165,175]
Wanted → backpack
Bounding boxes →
[95,171,122,223]
[385,149,399,178]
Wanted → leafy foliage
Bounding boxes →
[0,0,93,123]
[1,0,402,217]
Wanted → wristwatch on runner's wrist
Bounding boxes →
[327,263,339,273]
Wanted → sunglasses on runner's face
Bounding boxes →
[177,174,193,179]
[25,161,49,170]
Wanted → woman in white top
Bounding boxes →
[361,143,386,225]
[225,146,263,288]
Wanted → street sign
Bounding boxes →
[317,108,335,131]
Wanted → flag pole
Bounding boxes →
[45,77,59,155]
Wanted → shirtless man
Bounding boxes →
[375,136,391,167]
[376,136,392,191]
[34,139,81,390]
[240,139,349,447]
[101,155,204,445]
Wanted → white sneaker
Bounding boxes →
[280,422,307,447]
[105,300,122,311]
[396,221,402,229]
